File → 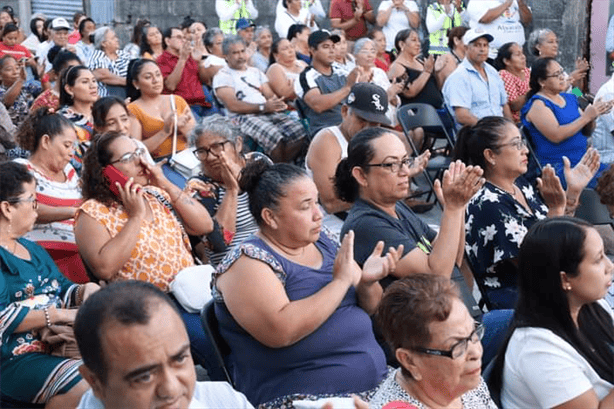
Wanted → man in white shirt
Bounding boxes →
[74,281,254,409]
[465,0,532,59]
[376,0,420,53]
[213,36,307,163]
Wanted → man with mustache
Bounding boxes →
[442,28,512,127]
[213,35,307,163]
[74,280,253,409]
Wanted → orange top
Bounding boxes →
[78,187,194,292]
[127,94,189,158]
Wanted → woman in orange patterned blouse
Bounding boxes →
[74,131,213,289]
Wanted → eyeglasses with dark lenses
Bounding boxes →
[363,158,414,173]
[110,147,147,165]
[193,140,231,160]
[414,322,485,359]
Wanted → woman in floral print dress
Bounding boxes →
[454,116,599,309]
[0,161,98,407]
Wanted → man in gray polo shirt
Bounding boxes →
[295,30,366,137]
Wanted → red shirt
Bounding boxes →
[375,54,391,72]
[0,43,31,60]
[68,29,80,45]
[157,50,207,106]
[329,0,373,41]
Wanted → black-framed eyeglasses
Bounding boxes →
[546,69,565,79]
[110,147,147,165]
[7,196,38,210]
[363,158,414,173]
[415,322,485,359]
[496,138,528,151]
[193,140,231,160]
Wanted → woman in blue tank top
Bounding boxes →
[521,57,613,189]
[212,161,401,407]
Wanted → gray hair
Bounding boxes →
[254,26,271,41]
[222,34,246,55]
[188,114,240,147]
[204,27,223,50]
[353,38,374,55]
[93,26,112,50]
[527,28,555,56]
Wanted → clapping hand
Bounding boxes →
[434,160,484,210]
[333,230,362,288]
[362,240,403,282]
[536,164,565,211]
[564,148,600,196]
[409,150,430,177]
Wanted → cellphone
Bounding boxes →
[102,165,138,197]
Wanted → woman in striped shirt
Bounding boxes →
[14,107,89,283]
[87,27,130,98]
[185,115,259,266]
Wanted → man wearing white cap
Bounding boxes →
[36,17,76,75]
[465,0,532,60]
[442,28,512,127]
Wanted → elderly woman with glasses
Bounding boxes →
[521,57,612,190]
[455,116,600,310]
[370,274,497,409]
[183,115,259,267]
[0,161,99,407]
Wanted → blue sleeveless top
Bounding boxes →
[521,93,607,188]
[212,232,387,405]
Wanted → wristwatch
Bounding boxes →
[258,103,265,113]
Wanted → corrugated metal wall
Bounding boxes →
[31,0,84,20]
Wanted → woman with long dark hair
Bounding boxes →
[490,217,614,408]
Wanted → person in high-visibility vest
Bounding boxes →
[426,0,465,55]
[216,0,259,35]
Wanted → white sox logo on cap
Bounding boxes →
[371,94,384,111]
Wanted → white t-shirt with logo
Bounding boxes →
[466,0,527,59]
[212,65,268,115]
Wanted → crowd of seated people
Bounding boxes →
[2,2,614,409]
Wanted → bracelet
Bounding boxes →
[172,190,184,204]
[43,306,52,327]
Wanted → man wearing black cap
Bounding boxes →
[306,82,391,238]
[295,30,366,138]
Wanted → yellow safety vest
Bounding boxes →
[428,3,464,55]
[219,0,251,35]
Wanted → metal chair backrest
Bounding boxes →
[397,103,455,148]
[200,300,234,385]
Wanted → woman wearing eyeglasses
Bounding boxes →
[0,161,99,408]
[521,57,612,189]
[75,131,212,287]
[183,115,259,267]
[490,217,614,409]
[370,274,497,409]
[335,127,483,285]
[455,116,600,310]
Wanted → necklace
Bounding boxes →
[489,180,518,197]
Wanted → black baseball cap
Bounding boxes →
[308,30,341,49]
[346,83,391,126]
